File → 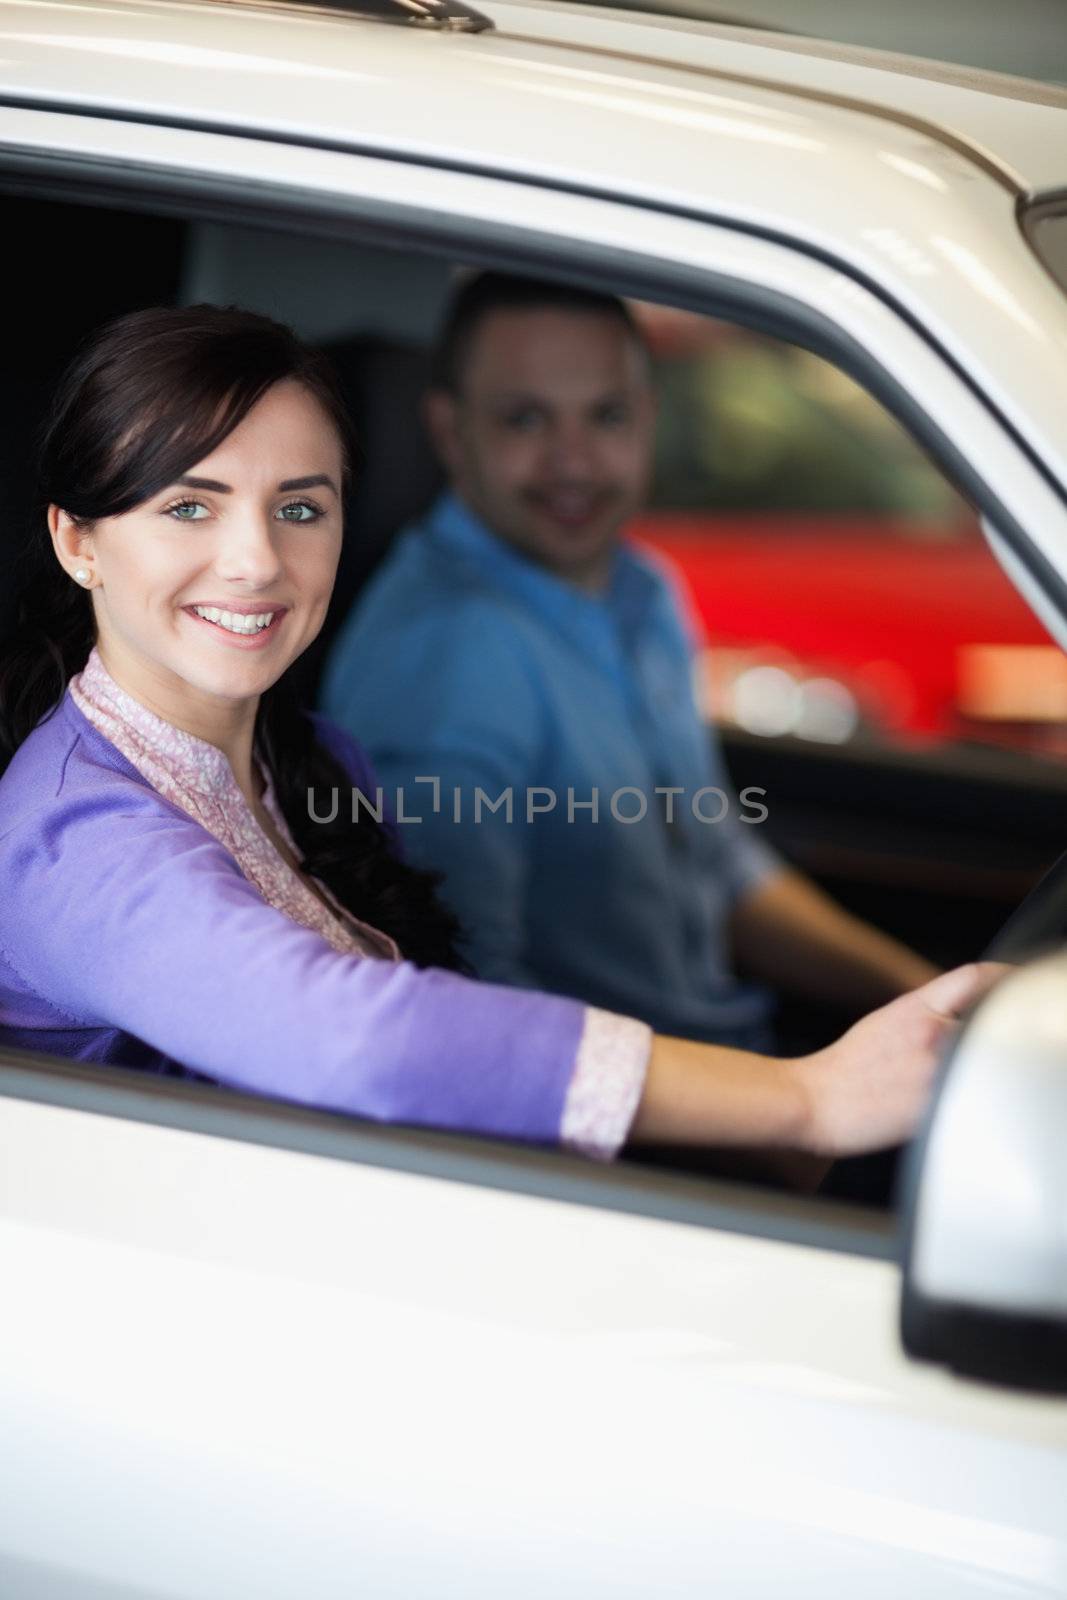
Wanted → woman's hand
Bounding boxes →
[792,961,1010,1157]
[628,962,1010,1159]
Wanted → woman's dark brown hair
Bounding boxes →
[0,303,467,971]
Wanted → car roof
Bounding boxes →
[5,0,1066,198]
[495,2,1067,193]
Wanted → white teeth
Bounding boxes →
[192,606,277,635]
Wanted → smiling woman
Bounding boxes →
[88,407,336,694]
[1,305,463,969]
[0,303,1004,1172]
[53,384,342,710]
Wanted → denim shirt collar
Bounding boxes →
[425,491,661,678]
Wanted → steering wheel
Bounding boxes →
[982,846,1067,962]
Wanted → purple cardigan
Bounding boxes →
[0,689,585,1143]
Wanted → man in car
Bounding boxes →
[320,272,937,1051]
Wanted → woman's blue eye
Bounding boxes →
[276,500,322,523]
[166,499,209,521]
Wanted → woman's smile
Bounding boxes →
[181,602,290,648]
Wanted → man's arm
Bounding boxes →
[666,577,938,1013]
[729,864,940,1013]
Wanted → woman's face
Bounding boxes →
[54,378,344,719]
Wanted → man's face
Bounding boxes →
[426,306,656,590]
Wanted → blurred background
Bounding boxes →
[593,0,1067,86]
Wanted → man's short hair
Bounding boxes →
[430,271,646,394]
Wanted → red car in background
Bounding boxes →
[635,512,1066,753]
[629,307,1067,758]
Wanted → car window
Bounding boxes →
[2,184,1065,1224]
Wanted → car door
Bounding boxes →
[1,89,1066,1600]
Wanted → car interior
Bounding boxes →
[2,187,1065,1213]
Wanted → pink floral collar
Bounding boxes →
[69,645,400,963]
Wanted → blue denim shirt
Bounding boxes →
[321,492,780,1049]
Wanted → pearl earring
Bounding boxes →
[74,568,92,585]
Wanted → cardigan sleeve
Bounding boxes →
[0,777,589,1145]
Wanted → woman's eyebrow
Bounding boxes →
[278,474,338,493]
[177,475,231,493]
[172,473,338,494]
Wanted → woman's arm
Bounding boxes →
[630,963,1005,1156]
[4,779,1004,1160]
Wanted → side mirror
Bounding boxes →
[900,953,1067,1393]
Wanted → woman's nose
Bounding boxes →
[213,512,285,588]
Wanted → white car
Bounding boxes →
[1,2,1066,1595]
